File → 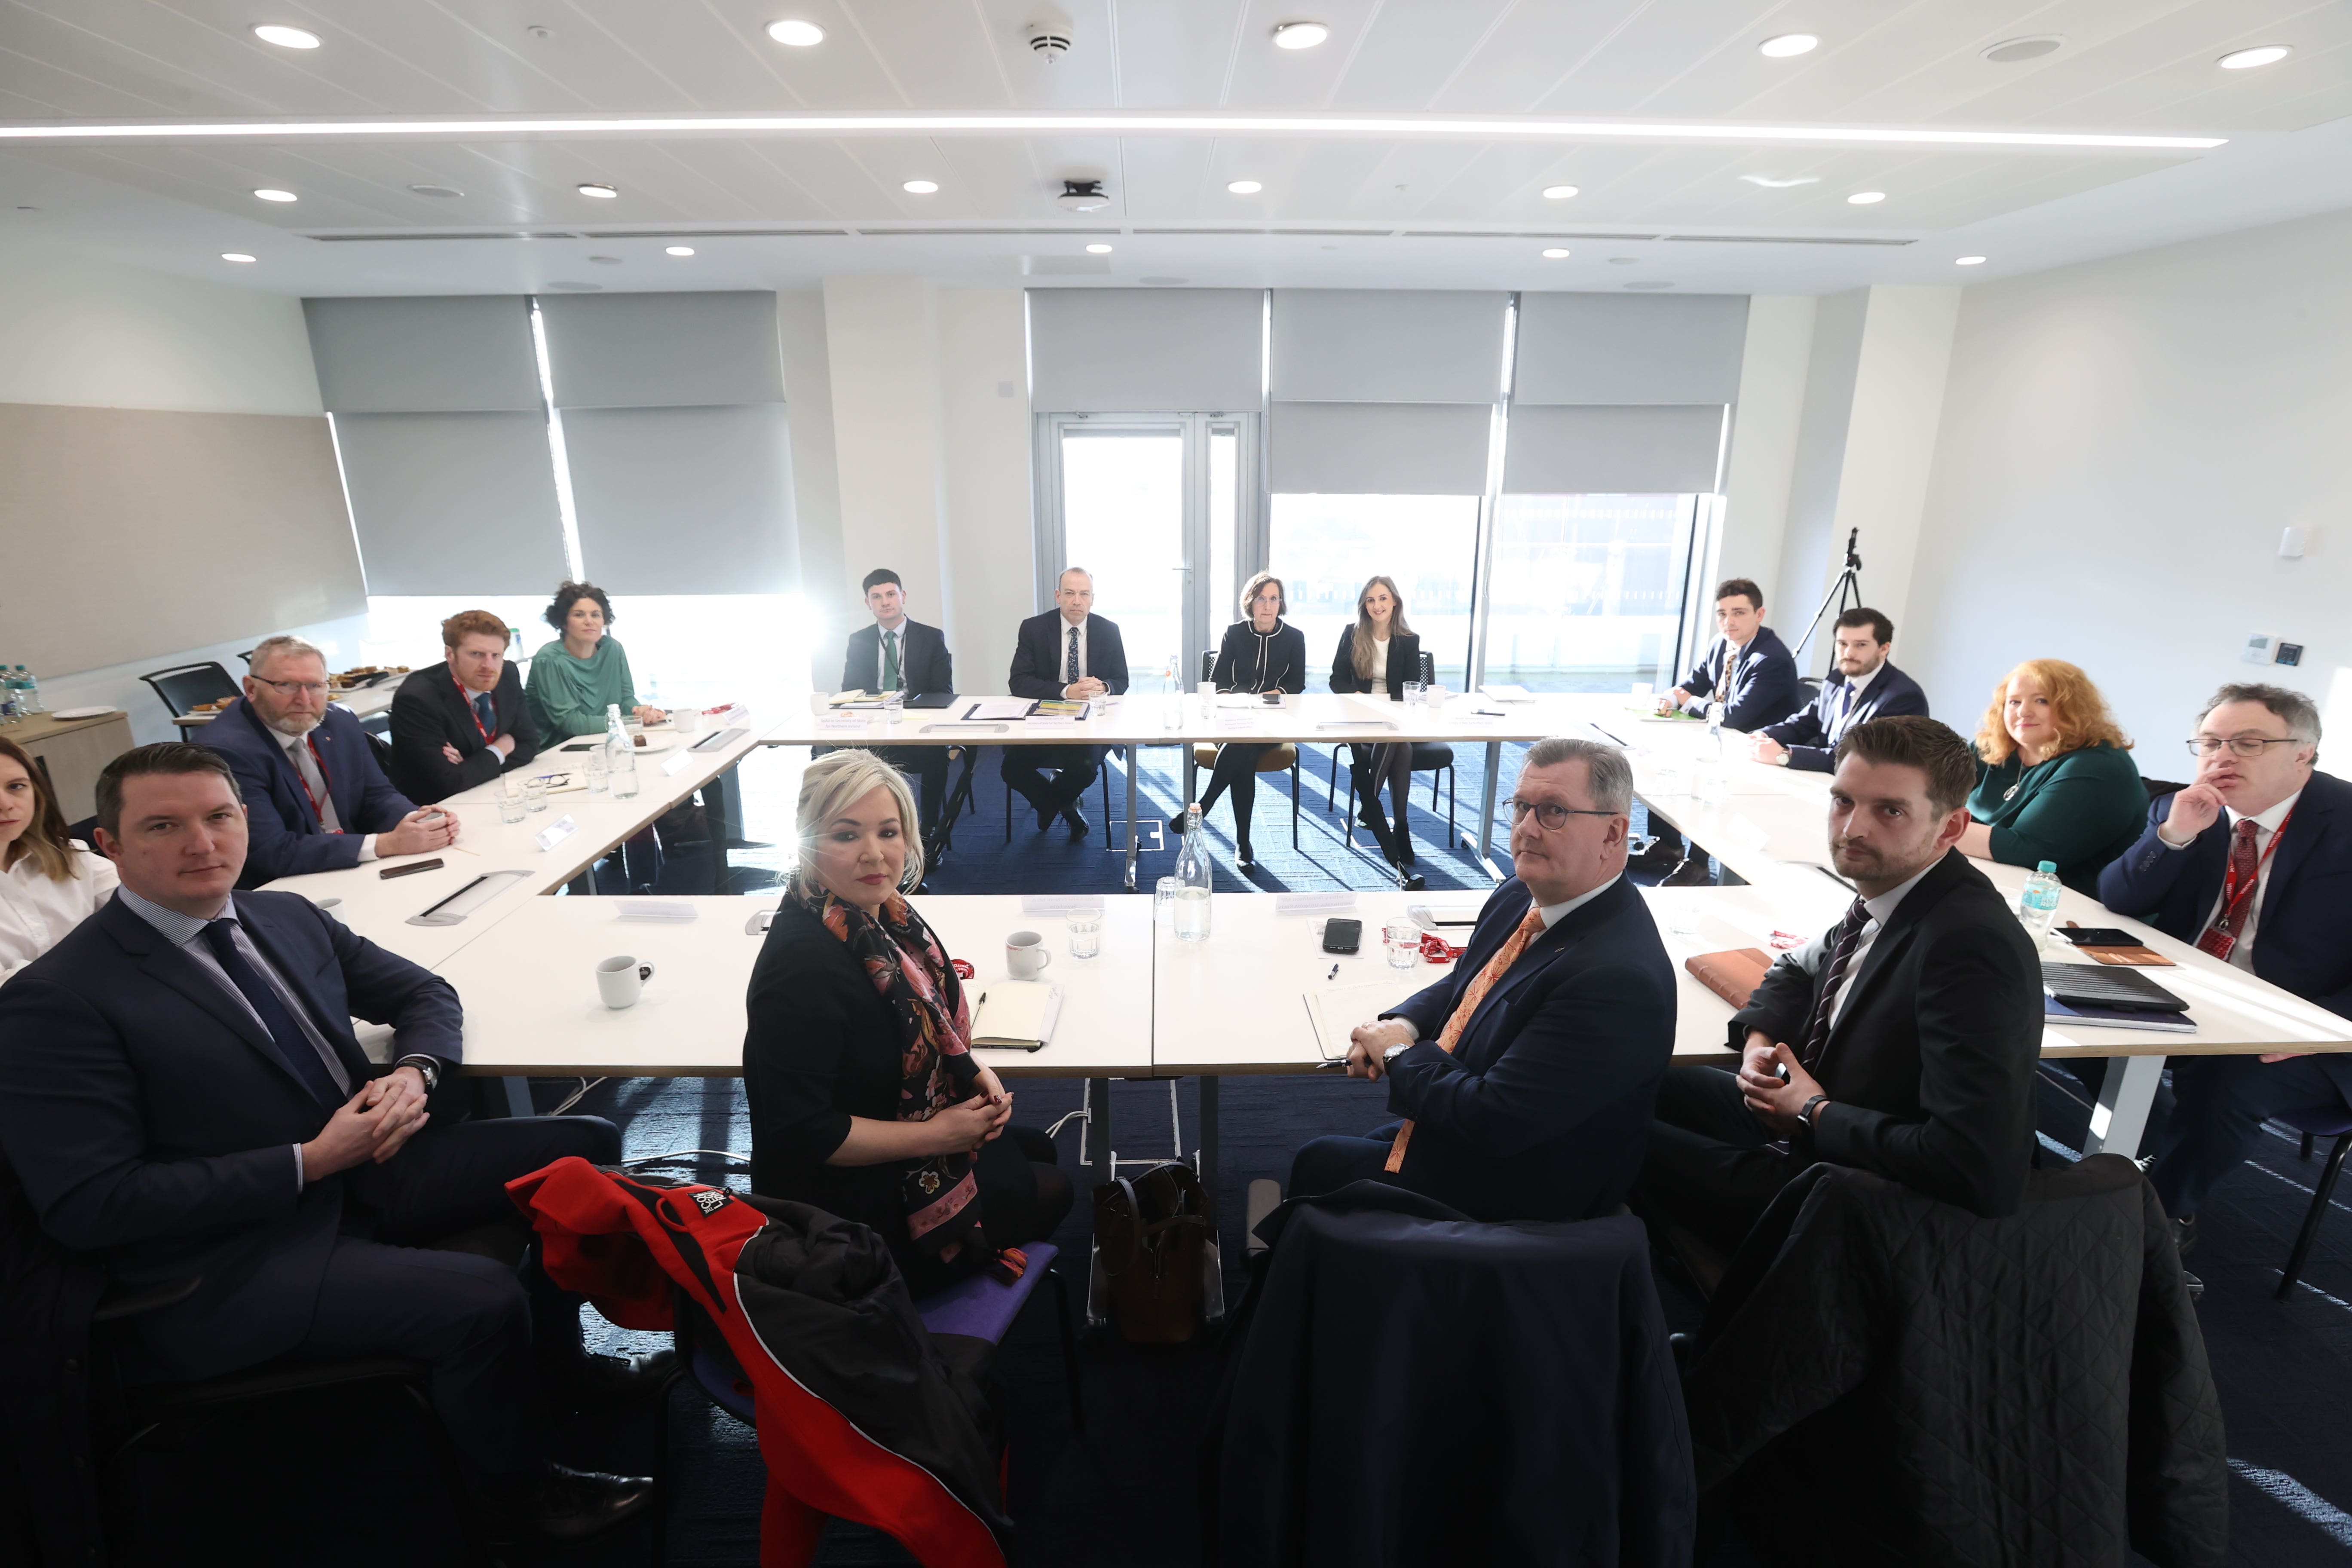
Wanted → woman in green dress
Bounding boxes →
[1961,658,2145,892]
[525,581,667,738]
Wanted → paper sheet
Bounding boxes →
[963,699,1038,722]
[1303,980,1424,1061]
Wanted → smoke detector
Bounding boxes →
[1056,179,1111,213]
[1026,15,1073,60]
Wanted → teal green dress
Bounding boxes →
[1969,740,2145,892]
[525,636,639,740]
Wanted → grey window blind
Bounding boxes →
[537,292,784,409]
[1270,402,1494,495]
[562,405,798,594]
[302,296,542,413]
[1513,294,1749,406]
[330,412,569,595]
[1028,289,1265,412]
[1271,291,1508,404]
[1501,404,1728,495]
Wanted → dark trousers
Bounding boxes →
[1636,1066,1805,1254]
[1001,745,1102,821]
[1348,743,1415,855]
[871,745,950,833]
[899,1126,1074,1296]
[1200,744,1270,843]
[299,1113,622,1476]
[1288,1122,1406,1201]
[2150,1054,2352,1219]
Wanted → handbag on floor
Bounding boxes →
[1095,1161,1209,1344]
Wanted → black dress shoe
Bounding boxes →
[557,1348,680,1403]
[1235,837,1256,868]
[2172,1214,2199,1258]
[481,1462,655,1543]
[1168,813,1188,837]
[1062,804,1089,836]
[1034,803,1053,832]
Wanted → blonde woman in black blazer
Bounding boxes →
[1172,572,1307,868]
[1328,575,1424,885]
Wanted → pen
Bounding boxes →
[1326,963,1340,980]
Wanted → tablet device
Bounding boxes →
[906,691,957,709]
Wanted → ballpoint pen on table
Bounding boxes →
[1326,963,1340,980]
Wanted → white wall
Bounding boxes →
[776,288,845,633]
[1718,295,1817,608]
[1903,207,2352,771]
[1776,288,1869,643]
[937,288,1037,695]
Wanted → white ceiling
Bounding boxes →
[2,0,2348,296]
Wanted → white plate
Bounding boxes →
[51,705,118,720]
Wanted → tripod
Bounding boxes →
[1791,527,1864,665]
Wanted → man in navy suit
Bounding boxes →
[1644,578,1805,884]
[1750,608,1929,772]
[199,634,456,888]
[387,608,541,805]
[2098,683,2352,1251]
[837,569,956,834]
[1003,567,1130,836]
[1287,738,1676,1222]
[0,744,654,1542]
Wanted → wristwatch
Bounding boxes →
[1382,1042,1414,1070]
[1800,1094,1828,1130]
[1772,751,1791,767]
[394,1055,443,1093]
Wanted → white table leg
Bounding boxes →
[1468,740,1505,882]
[2082,1054,2165,1159]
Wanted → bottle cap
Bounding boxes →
[2036,861,2057,873]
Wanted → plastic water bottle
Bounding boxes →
[1172,802,1213,941]
[0,671,17,725]
[2018,861,2063,940]
[11,667,37,716]
[604,704,639,800]
[1160,655,1180,732]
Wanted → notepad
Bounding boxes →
[963,699,1038,722]
[2045,998,2198,1033]
[1303,981,1421,1061]
[971,982,1062,1050]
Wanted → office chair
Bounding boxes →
[138,661,239,720]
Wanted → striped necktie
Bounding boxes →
[1798,897,1872,1069]
[1065,625,1081,685]
[1386,905,1548,1172]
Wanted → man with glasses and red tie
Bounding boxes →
[2098,683,2352,1257]
[1637,717,2044,1254]
[200,635,457,887]
[1285,737,1676,1222]
[387,609,542,805]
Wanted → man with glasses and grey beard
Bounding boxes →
[200,635,456,888]
[1285,737,1676,1223]
[2098,683,2352,1255]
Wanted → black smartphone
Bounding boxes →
[1260,691,1283,706]
[380,858,444,879]
[1322,917,1363,954]
[559,740,597,752]
[2058,927,2143,947]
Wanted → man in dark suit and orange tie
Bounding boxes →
[1003,567,1130,836]
[1286,738,1677,1222]
[2098,683,2352,1254]
[1750,608,1929,772]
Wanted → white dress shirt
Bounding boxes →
[1825,856,1940,1031]
[280,729,380,861]
[0,841,119,979]
[2162,787,2302,975]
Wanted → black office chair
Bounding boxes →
[2142,777,2188,804]
[1795,674,1824,707]
[1323,651,1456,846]
[138,661,239,720]
[1193,650,1304,849]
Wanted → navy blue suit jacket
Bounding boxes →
[1380,875,1676,1222]
[2097,769,2352,1036]
[200,698,417,887]
[841,619,953,696]
[0,891,463,1380]
[1677,627,1803,732]
[1758,661,1931,772]
[1008,611,1130,700]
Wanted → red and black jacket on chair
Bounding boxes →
[506,1158,1010,1567]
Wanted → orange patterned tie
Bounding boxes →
[1385,905,1549,1172]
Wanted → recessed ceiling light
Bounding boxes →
[1540,248,1571,259]
[220,252,257,263]
[766,19,825,46]
[251,24,320,49]
[1955,255,1987,266]
[1085,242,1113,254]
[2218,45,2291,70]
[407,183,463,198]
[588,255,622,265]
[1758,34,1818,58]
[252,187,297,202]
[1541,184,1579,200]
[1226,179,1263,194]
[1982,36,2064,64]
[577,182,618,199]
[665,245,695,256]
[1273,21,1330,49]
[902,179,940,194]
[1847,190,1886,205]
[1741,173,1819,188]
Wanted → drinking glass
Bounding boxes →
[1383,920,1420,969]
[498,778,526,824]
[1401,681,1425,706]
[524,774,551,813]
[883,690,904,725]
[1068,909,1103,959]
[1154,876,1179,924]
[586,747,610,794]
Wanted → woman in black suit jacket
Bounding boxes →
[744,750,1071,1296]
[1172,572,1307,867]
[1328,575,1424,881]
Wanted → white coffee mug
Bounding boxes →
[596,954,655,1009]
[674,707,704,735]
[1006,931,1052,980]
[1424,683,1446,707]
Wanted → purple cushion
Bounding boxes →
[916,1242,1059,1344]
[689,1347,756,1424]
[2276,1107,2352,1137]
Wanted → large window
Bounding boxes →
[1268,494,1480,690]
[1486,493,1700,692]
[1059,428,1187,687]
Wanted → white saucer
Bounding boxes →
[51,705,118,720]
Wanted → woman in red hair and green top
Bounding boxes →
[1960,658,2146,893]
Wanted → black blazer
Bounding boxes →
[1381,875,1677,1222]
[1008,611,1129,700]
[1757,661,1931,772]
[1731,848,2044,1218]
[386,663,540,805]
[1211,619,1308,694]
[840,619,953,697]
[201,697,419,886]
[1328,627,1422,700]
[1676,627,1803,732]
[0,890,464,1381]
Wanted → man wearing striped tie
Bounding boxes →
[1637,716,2044,1256]
[1284,737,1677,1222]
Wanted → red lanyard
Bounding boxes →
[452,674,496,743]
[2215,807,2293,933]
[291,736,337,830]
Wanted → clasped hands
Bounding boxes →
[1345,1019,1415,1082]
[1738,1030,1823,1136]
[378,806,460,858]
[931,1065,1014,1155]
[1062,676,1109,701]
[299,1064,433,1181]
